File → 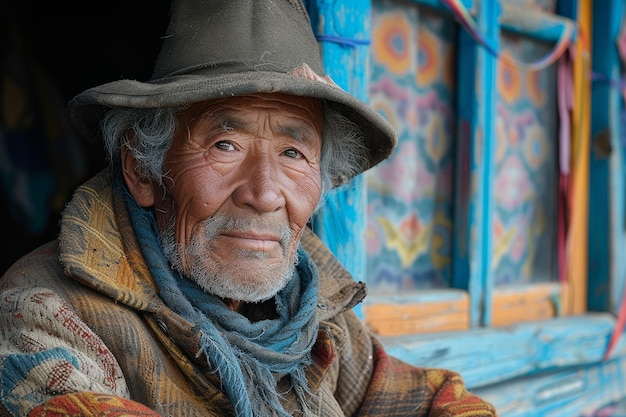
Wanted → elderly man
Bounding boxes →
[0,1,497,416]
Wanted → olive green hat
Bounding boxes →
[68,0,397,176]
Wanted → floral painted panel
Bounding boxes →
[367,0,457,290]
[492,33,558,285]
[365,0,559,290]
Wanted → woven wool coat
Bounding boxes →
[0,169,497,417]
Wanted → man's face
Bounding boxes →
[153,93,323,303]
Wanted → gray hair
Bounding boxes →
[100,101,368,211]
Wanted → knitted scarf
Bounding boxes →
[121,183,319,417]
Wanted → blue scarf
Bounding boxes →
[122,184,319,417]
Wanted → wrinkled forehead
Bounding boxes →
[180,93,324,130]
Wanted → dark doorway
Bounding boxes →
[1,0,170,273]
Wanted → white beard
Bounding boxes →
[160,214,297,302]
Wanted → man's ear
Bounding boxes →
[121,143,155,208]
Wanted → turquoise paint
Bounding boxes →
[475,356,626,417]
[380,313,624,390]
[589,0,622,313]
[609,116,626,313]
[450,0,500,328]
[308,0,372,318]
[473,0,498,328]
[605,1,626,316]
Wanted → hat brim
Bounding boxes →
[68,71,397,176]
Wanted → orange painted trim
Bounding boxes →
[491,283,571,327]
[566,0,591,315]
[363,293,469,335]
[364,284,571,335]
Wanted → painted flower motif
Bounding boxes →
[496,103,524,152]
[416,25,440,87]
[378,213,432,268]
[400,211,421,242]
[495,155,532,211]
[370,76,411,128]
[498,52,522,104]
[422,107,450,163]
[372,140,435,202]
[522,122,550,170]
[371,11,413,75]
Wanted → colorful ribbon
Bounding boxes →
[441,0,574,72]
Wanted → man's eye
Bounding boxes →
[215,141,235,151]
[284,148,301,158]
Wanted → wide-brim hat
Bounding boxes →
[68,0,397,179]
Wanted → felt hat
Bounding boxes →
[68,0,397,177]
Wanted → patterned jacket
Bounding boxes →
[0,169,497,417]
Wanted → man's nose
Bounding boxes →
[231,157,286,213]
